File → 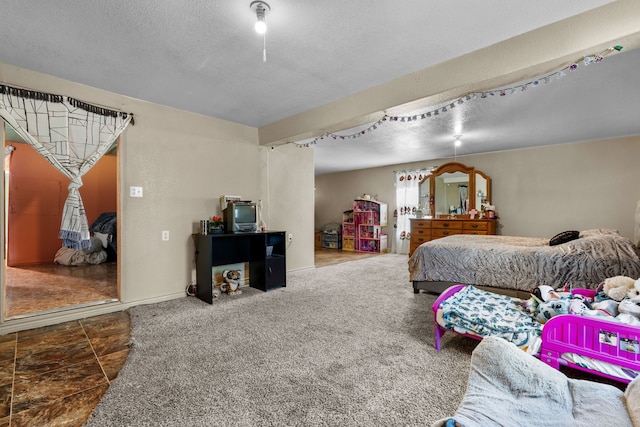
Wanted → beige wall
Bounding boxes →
[0,61,314,332]
[315,136,640,251]
[260,143,315,271]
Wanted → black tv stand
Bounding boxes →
[193,231,286,304]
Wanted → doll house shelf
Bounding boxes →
[352,199,388,253]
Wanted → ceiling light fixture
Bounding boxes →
[251,1,269,34]
[454,135,462,160]
[250,1,270,63]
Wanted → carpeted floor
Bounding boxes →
[84,254,478,426]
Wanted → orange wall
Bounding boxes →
[6,142,116,266]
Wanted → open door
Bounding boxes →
[2,124,119,319]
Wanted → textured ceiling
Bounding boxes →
[311,46,640,174]
[2,1,637,174]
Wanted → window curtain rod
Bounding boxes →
[0,83,134,124]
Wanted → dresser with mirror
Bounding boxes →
[409,162,497,256]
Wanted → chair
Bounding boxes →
[432,336,640,427]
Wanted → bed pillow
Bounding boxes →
[549,230,580,246]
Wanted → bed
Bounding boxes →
[54,212,117,266]
[433,284,640,384]
[409,228,640,295]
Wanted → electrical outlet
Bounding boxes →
[162,230,170,241]
[129,186,143,198]
[288,233,293,242]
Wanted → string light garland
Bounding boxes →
[295,46,623,148]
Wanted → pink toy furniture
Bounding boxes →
[432,285,640,383]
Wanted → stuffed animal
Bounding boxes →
[602,276,637,301]
[220,269,242,295]
[630,278,640,302]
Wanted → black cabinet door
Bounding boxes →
[265,255,286,289]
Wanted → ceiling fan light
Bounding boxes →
[255,20,267,34]
[250,1,270,34]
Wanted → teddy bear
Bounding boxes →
[602,275,638,301]
[220,269,242,295]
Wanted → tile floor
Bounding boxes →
[0,310,131,426]
[4,263,118,318]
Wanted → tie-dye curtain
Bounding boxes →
[0,85,133,249]
[394,169,430,254]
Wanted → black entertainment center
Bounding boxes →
[193,231,286,304]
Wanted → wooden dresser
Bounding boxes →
[409,217,497,257]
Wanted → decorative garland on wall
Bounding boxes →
[295,46,623,148]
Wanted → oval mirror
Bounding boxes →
[429,162,474,217]
[418,162,491,218]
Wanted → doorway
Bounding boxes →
[3,125,119,319]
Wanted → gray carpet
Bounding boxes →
[85,254,477,426]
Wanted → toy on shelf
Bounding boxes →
[220,269,242,295]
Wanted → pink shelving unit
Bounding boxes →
[352,199,388,253]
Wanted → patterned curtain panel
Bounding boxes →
[394,170,425,254]
[0,85,133,249]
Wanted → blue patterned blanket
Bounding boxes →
[438,285,542,350]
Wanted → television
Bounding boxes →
[224,201,258,233]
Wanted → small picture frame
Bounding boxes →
[620,338,640,354]
[599,330,617,346]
